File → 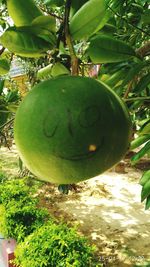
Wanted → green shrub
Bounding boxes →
[0,179,101,266]
[1,201,48,242]
[0,178,37,205]
[0,179,49,242]
[0,204,6,234]
[14,221,99,267]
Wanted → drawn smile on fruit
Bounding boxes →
[43,105,104,161]
[57,140,104,161]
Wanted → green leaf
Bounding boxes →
[0,59,10,75]
[0,79,4,95]
[18,25,56,45]
[16,15,57,45]
[70,0,107,40]
[7,103,18,112]
[51,62,70,77]
[145,195,150,210]
[37,62,70,80]
[70,0,89,17]
[121,62,146,88]
[141,9,150,24]
[105,68,128,87]
[31,15,56,33]
[133,73,150,93]
[18,157,23,172]
[7,0,43,26]
[139,122,150,136]
[130,134,150,150]
[100,23,117,35]
[140,170,150,186]
[128,100,142,111]
[0,27,50,58]
[141,179,150,202]
[44,0,64,6]
[5,90,19,103]
[131,141,150,164]
[87,34,136,63]
[37,64,52,79]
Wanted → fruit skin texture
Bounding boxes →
[14,76,131,184]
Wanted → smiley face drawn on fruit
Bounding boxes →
[14,76,131,184]
[42,105,104,161]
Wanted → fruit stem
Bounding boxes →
[136,41,150,58]
[64,0,79,76]
[0,118,14,130]
[124,96,150,102]
[124,80,134,99]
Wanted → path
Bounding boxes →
[1,146,150,267]
[55,168,150,267]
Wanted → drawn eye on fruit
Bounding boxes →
[78,105,101,128]
[43,109,60,138]
[43,105,101,138]
[42,104,104,161]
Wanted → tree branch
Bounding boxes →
[64,0,79,76]
[124,80,134,99]
[136,41,150,58]
[0,118,14,130]
[40,6,63,21]
[124,96,150,102]
[0,47,5,56]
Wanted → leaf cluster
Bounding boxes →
[0,179,49,242]
[0,178,100,266]
[14,221,99,267]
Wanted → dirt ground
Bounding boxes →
[1,146,150,267]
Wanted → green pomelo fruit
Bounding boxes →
[14,76,131,184]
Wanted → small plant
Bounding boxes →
[14,221,100,267]
[0,171,7,183]
[0,178,36,205]
[0,178,49,242]
[1,201,48,242]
